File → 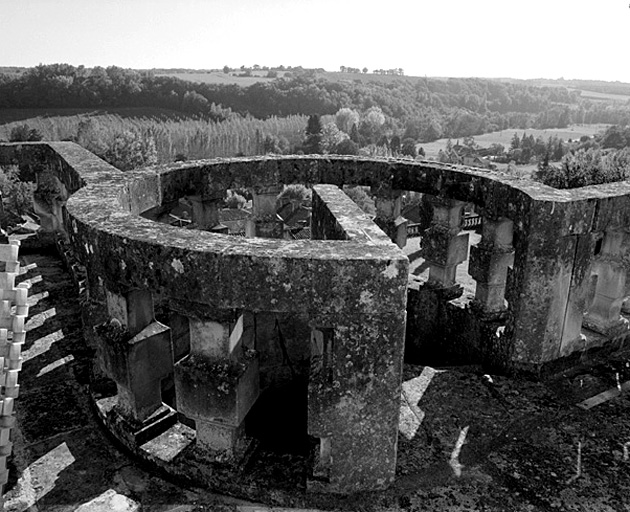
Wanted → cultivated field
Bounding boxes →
[156,71,286,86]
[571,88,630,103]
[420,124,610,160]
[161,69,441,87]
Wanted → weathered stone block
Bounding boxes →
[428,197,465,230]
[373,217,408,249]
[188,195,221,229]
[189,318,230,359]
[99,321,173,421]
[187,314,251,360]
[468,245,513,284]
[427,263,458,288]
[174,354,259,426]
[100,321,171,385]
[196,419,245,452]
[582,236,628,335]
[421,227,469,266]
[307,313,405,492]
[481,217,513,249]
[106,289,154,337]
[125,171,160,216]
[373,192,402,219]
[473,283,507,312]
[510,234,578,365]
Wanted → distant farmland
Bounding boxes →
[158,70,443,87]
[420,124,610,160]
[156,71,285,86]
[571,89,630,103]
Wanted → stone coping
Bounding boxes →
[0,143,410,318]
[4,142,630,235]
[2,142,629,318]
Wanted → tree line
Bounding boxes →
[0,113,309,169]
[535,124,630,188]
[3,64,630,144]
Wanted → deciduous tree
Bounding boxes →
[335,108,361,134]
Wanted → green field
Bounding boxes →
[161,69,440,87]
[420,124,610,160]
[571,88,630,102]
[156,71,286,86]
[156,70,409,87]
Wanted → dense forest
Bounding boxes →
[3,64,630,144]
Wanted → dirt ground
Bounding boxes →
[3,244,630,512]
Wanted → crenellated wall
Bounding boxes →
[2,141,630,495]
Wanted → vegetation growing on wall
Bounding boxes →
[0,165,34,216]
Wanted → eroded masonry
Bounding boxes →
[1,142,630,496]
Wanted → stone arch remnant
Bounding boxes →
[2,142,630,500]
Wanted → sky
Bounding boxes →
[1,0,629,82]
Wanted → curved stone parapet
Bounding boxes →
[2,141,630,499]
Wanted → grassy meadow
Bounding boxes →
[161,69,437,87]
[420,123,610,160]
[571,89,630,103]
[156,71,287,86]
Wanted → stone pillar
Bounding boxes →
[420,197,469,293]
[307,313,406,493]
[508,231,585,368]
[372,188,407,249]
[583,231,630,335]
[188,195,227,232]
[245,186,284,239]
[174,312,259,456]
[99,288,173,422]
[469,216,514,315]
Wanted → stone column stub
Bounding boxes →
[469,216,515,316]
[174,310,259,457]
[106,288,154,337]
[583,231,630,336]
[246,185,284,239]
[101,287,174,422]
[372,187,407,249]
[187,194,222,230]
[420,197,468,292]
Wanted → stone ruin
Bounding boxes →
[1,141,630,500]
